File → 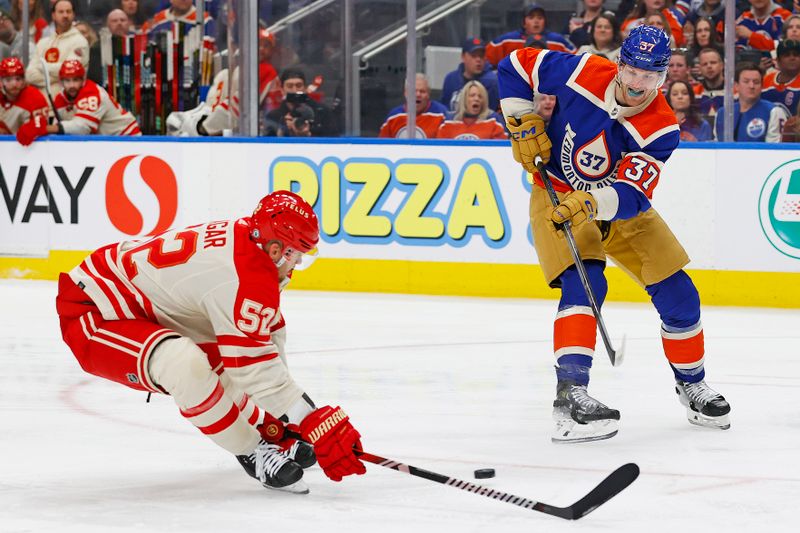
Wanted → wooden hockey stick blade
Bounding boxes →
[355,449,639,521]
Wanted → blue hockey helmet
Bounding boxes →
[619,25,671,71]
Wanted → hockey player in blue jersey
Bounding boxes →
[498,26,731,443]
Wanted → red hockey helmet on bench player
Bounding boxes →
[59,59,86,80]
[0,57,25,78]
[251,190,319,260]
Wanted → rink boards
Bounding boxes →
[0,136,798,308]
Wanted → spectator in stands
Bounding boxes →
[714,62,789,142]
[665,49,701,94]
[782,14,800,40]
[688,16,722,70]
[74,19,101,84]
[534,92,556,127]
[667,79,712,141]
[576,12,622,62]
[436,80,506,140]
[378,73,448,138]
[564,0,613,48]
[686,0,725,27]
[695,47,724,116]
[0,56,49,133]
[258,28,281,112]
[622,0,686,46]
[16,59,141,145]
[107,8,132,36]
[12,0,48,43]
[0,7,24,59]
[26,0,89,99]
[735,0,791,53]
[485,4,575,68]
[119,0,148,31]
[144,0,214,37]
[440,37,498,113]
[264,67,335,137]
[644,11,677,47]
[762,39,800,115]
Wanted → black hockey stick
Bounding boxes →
[356,450,639,520]
[535,157,625,366]
[282,428,637,519]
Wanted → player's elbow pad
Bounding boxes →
[609,182,651,220]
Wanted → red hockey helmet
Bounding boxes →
[251,190,319,259]
[59,59,86,80]
[0,57,25,78]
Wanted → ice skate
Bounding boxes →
[237,440,309,494]
[285,440,316,469]
[552,380,620,443]
[675,380,731,430]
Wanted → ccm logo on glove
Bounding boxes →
[510,125,538,140]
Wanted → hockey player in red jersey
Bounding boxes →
[0,57,49,134]
[16,59,141,145]
[498,25,731,443]
[56,191,366,493]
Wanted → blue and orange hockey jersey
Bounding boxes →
[378,100,449,139]
[498,48,680,220]
[486,30,575,68]
[734,5,791,52]
[436,115,507,140]
[762,70,800,115]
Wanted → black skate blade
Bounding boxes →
[557,463,640,520]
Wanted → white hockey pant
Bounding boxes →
[148,337,260,455]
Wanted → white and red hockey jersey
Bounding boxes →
[0,85,50,133]
[69,219,291,405]
[53,79,141,136]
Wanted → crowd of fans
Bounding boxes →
[3,1,800,142]
[378,0,800,143]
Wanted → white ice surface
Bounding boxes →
[1,279,799,533]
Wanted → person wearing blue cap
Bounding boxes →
[486,4,576,68]
[440,37,499,113]
[498,25,731,443]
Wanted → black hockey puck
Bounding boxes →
[474,468,495,479]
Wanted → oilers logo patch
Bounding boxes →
[574,131,612,178]
[396,125,427,139]
[560,123,616,191]
[455,133,480,140]
[746,118,767,139]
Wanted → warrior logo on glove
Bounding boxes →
[305,407,347,443]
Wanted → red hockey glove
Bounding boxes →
[16,115,49,146]
[299,406,366,482]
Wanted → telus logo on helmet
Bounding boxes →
[106,155,178,236]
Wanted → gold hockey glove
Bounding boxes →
[549,190,598,227]
[506,113,552,173]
